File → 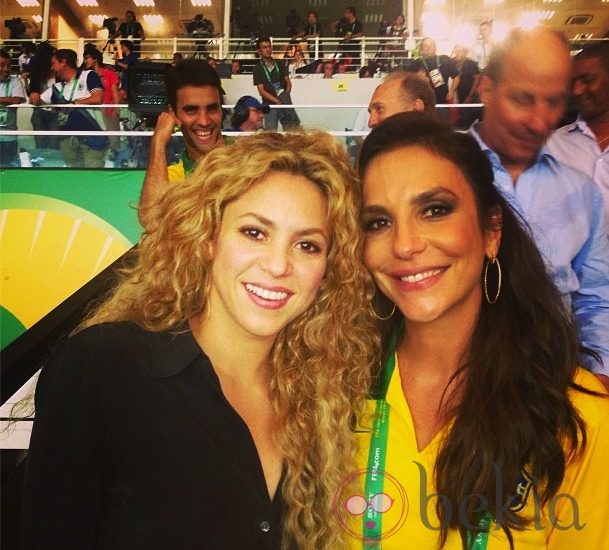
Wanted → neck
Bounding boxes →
[586,113,609,145]
[186,135,223,163]
[189,312,273,387]
[64,68,77,82]
[478,122,531,185]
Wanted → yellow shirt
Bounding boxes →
[166,158,186,183]
[349,361,609,549]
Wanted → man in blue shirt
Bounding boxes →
[470,27,609,389]
[547,42,609,234]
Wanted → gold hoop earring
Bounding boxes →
[372,302,396,321]
[484,255,502,304]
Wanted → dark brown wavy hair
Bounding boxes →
[357,112,594,548]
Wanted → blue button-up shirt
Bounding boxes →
[547,117,609,235]
[470,124,609,375]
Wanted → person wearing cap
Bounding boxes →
[228,95,269,132]
[139,59,225,228]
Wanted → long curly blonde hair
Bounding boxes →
[81,131,380,549]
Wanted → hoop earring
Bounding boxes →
[372,302,396,321]
[484,255,502,305]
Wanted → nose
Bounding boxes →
[392,220,426,259]
[368,112,378,129]
[572,79,585,98]
[525,104,554,137]
[196,110,212,127]
[260,243,292,277]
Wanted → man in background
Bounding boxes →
[470,27,609,387]
[547,42,609,233]
[253,37,300,130]
[0,49,26,166]
[228,95,269,132]
[140,59,224,225]
[412,37,459,105]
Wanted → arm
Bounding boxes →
[0,77,25,105]
[75,89,103,105]
[284,73,292,95]
[464,74,481,103]
[0,95,24,105]
[20,336,103,548]
[139,110,179,227]
[447,75,460,102]
[256,83,281,105]
[571,185,609,377]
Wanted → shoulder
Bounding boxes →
[570,368,609,431]
[83,70,102,88]
[167,158,185,182]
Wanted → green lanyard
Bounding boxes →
[60,79,78,103]
[2,79,10,97]
[363,343,492,549]
[181,150,195,176]
[261,60,280,83]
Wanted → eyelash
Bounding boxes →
[423,203,454,218]
[363,217,391,233]
[240,227,323,254]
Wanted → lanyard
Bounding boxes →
[261,60,279,83]
[363,342,492,548]
[422,56,440,73]
[60,78,78,103]
[181,150,195,176]
[2,79,10,97]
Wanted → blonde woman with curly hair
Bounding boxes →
[20,132,379,550]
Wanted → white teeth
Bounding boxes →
[399,269,443,283]
[245,283,289,301]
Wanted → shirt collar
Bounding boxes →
[143,321,209,379]
[469,121,559,171]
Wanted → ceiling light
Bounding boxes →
[191,0,212,6]
[16,0,40,6]
[76,0,98,6]
[484,0,504,4]
[32,15,43,23]
[133,0,155,6]
[88,14,108,26]
[143,14,164,25]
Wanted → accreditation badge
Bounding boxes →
[429,68,445,88]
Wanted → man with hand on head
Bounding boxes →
[140,59,224,226]
[547,42,609,234]
[470,27,609,389]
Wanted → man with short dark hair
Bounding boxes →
[140,59,224,225]
[547,42,609,233]
[470,27,609,387]
[39,48,105,167]
[252,37,300,130]
[228,95,269,132]
[114,39,138,99]
[367,71,435,129]
[0,49,26,166]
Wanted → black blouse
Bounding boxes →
[20,322,283,550]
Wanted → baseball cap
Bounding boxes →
[235,95,271,114]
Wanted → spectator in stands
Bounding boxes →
[413,37,460,105]
[547,42,609,233]
[114,39,138,100]
[367,71,436,128]
[228,95,269,131]
[18,42,36,77]
[28,41,59,150]
[322,59,336,79]
[471,27,609,387]
[117,10,145,57]
[231,59,242,74]
[140,59,224,227]
[452,44,481,128]
[298,11,323,57]
[20,131,377,550]
[359,65,373,78]
[39,48,105,168]
[84,48,120,156]
[171,52,183,66]
[385,14,408,63]
[253,36,300,131]
[288,48,307,76]
[333,6,364,68]
[471,20,494,72]
[0,49,26,166]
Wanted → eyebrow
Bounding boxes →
[363,186,459,213]
[238,213,329,240]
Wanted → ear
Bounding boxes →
[412,98,425,113]
[485,206,502,259]
[478,75,493,105]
